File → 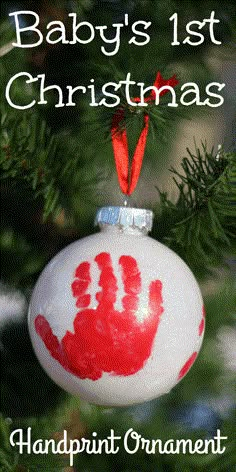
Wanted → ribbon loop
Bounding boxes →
[111,72,178,196]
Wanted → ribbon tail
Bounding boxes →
[128,114,149,195]
[111,110,129,194]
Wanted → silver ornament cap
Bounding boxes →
[95,206,153,234]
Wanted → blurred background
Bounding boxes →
[0,1,235,471]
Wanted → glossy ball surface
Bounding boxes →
[28,226,205,406]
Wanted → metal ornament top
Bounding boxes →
[95,206,153,234]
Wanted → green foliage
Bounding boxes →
[0,105,63,218]
[0,416,18,472]
[154,145,236,275]
[0,2,235,471]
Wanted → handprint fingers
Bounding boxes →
[95,252,118,306]
[35,253,165,380]
[71,261,91,308]
[119,255,141,312]
[148,280,164,319]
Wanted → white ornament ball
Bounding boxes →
[28,207,205,406]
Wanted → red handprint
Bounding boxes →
[35,252,164,380]
[177,305,205,380]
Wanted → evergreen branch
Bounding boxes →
[0,106,61,220]
[0,416,18,472]
[0,106,100,224]
[154,143,236,274]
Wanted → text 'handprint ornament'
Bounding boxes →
[28,207,205,406]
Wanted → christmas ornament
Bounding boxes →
[28,206,205,406]
[28,72,204,406]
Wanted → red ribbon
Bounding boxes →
[111,72,178,196]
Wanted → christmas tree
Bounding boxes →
[0,1,235,471]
